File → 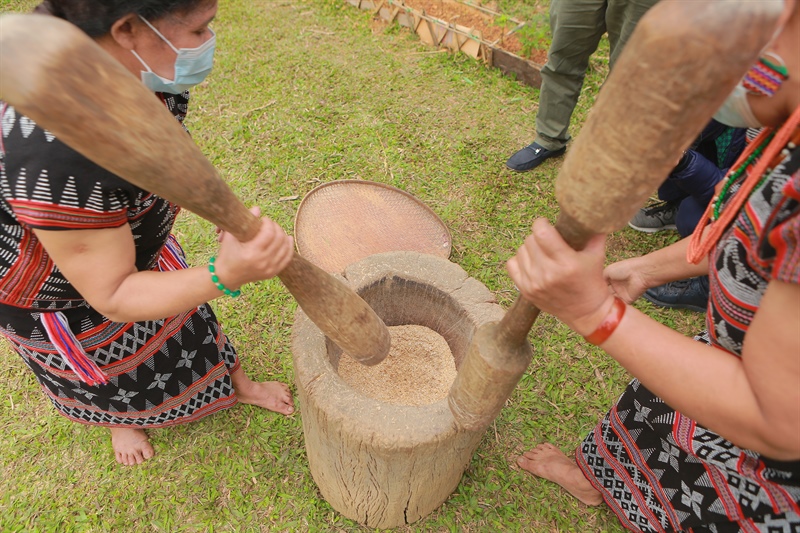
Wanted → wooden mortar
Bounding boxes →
[291,251,504,528]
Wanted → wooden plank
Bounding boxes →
[460,33,482,59]
[396,10,415,28]
[490,48,542,88]
[416,17,436,46]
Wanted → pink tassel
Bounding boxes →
[41,311,108,386]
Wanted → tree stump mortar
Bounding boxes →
[291,251,504,528]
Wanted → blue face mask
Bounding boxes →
[131,16,216,94]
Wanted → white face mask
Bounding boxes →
[131,16,216,94]
[713,83,763,129]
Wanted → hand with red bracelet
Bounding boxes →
[506,218,616,338]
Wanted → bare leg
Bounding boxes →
[230,367,294,415]
[110,427,155,466]
[517,443,603,506]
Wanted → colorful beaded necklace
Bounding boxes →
[687,104,800,264]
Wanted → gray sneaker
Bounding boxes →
[628,201,679,233]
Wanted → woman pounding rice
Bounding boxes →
[0,0,295,466]
[507,1,800,530]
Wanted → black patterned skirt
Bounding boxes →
[0,238,240,428]
[576,336,800,532]
[2,302,239,427]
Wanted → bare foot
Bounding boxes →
[517,443,603,506]
[231,369,294,415]
[110,427,155,466]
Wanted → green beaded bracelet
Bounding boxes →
[208,256,241,298]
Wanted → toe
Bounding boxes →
[520,449,538,460]
[279,398,294,415]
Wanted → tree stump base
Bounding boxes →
[291,251,504,528]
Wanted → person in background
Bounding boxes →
[507,1,800,530]
[505,0,660,173]
[628,120,746,313]
[0,0,294,466]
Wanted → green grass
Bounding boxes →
[0,0,703,531]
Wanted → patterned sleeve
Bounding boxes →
[769,153,800,284]
[1,104,141,231]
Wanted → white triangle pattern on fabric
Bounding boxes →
[707,497,727,515]
[19,116,36,138]
[0,173,12,197]
[43,130,55,142]
[32,170,53,203]
[61,176,81,207]
[2,106,16,138]
[85,182,105,212]
[108,192,123,212]
[653,412,675,425]
[639,446,655,461]
[14,168,27,199]
[695,471,714,488]
[30,326,45,341]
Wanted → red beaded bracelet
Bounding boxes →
[583,296,627,345]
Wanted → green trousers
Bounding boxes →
[534,0,660,151]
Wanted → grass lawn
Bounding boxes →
[0,0,703,531]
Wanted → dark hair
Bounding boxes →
[33,0,213,37]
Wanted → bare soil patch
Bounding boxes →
[376,0,549,63]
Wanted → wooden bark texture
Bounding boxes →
[292,252,504,528]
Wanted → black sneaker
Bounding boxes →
[643,276,709,313]
[628,201,679,233]
[505,142,566,172]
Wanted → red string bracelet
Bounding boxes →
[583,296,627,345]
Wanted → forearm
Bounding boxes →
[510,220,797,460]
[98,265,228,323]
[594,305,799,460]
[34,215,292,324]
[635,236,708,287]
